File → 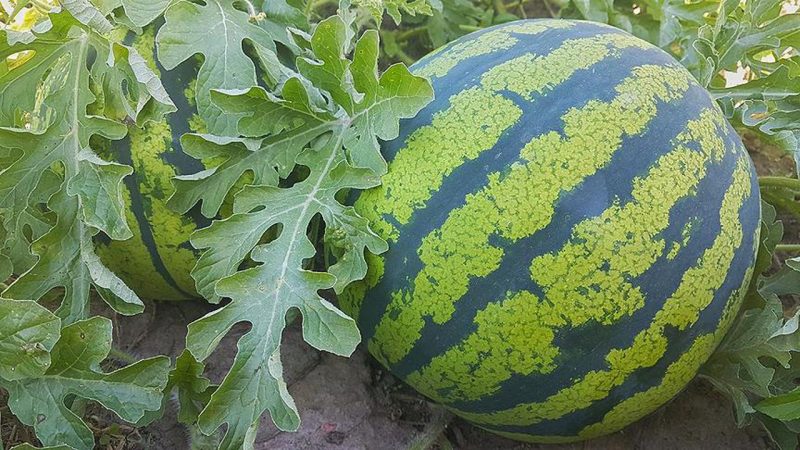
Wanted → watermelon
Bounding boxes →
[339,19,761,442]
[96,27,207,301]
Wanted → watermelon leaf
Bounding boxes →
[170,350,216,425]
[0,11,174,322]
[0,9,179,448]
[85,0,171,26]
[713,62,800,178]
[10,445,75,450]
[700,200,800,448]
[423,0,486,49]
[0,317,170,450]
[120,0,172,27]
[757,389,800,421]
[135,349,217,428]
[352,0,436,25]
[60,0,114,32]
[169,14,432,447]
[701,298,799,419]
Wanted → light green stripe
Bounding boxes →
[480,33,649,99]
[415,20,573,79]
[357,88,522,241]
[490,332,718,443]
[577,333,716,438]
[360,32,655,242]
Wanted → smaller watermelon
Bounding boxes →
[96,28,212,301]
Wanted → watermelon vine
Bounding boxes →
[1,0,800,449]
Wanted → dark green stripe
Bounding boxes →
[112,134,196,299]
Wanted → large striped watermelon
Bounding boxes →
[96,27,207,301]
[339,19,761,442]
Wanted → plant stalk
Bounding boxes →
[396,27,427,42]
[107,347,138,365]
[760,176,800,191]
[458,24,483,32]
[241,0,257,16]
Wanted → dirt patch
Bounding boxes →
[743,130,796,179]
[0,298,773,449]
[1,389,38,448]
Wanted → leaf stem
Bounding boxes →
[775,244,800,253]
[759,176,800,191]
[241,0,257,16]
[515,0,530,18]
[494,0,507,15]
[305,0,337,16]
[542,0,558,18]
[458,24,483,32]
[395,27,427,42]
[107,347,138,365]
[392,45,416,66]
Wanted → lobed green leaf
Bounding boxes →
[0,11,173,321]
[155,0,300,135]
[1,317,170,450]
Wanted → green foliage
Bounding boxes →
[423,0,487,47]
[354,0,435,24]
[376,0,507,63]
[155,0,301,135]
[0,299,59,382]
[119,0,173,27]
[0,317,169,450]
[169,351,216,425]
[0,4,175,447]
[10,445,74,450]
[0,10,173,323]
[699,201,800,450]
[135,350,217,428]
